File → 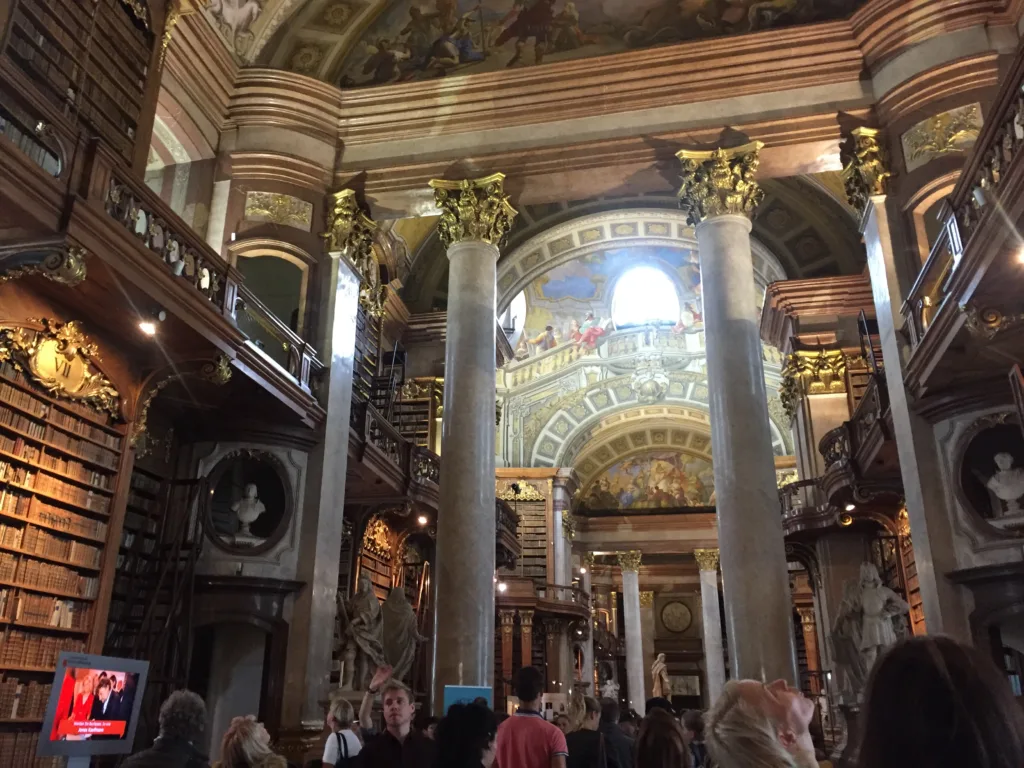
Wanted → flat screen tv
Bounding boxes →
[37,652,149,758]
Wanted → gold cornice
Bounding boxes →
[693,548,720,572]
[639,591,654,608]
[496,479,545,502]
[429,174,518,249]
[676,142,764,227]
[617,551,642,572]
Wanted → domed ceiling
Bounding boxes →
[236,0,868,84]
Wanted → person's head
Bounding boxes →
[706,679,816,768]
[158,690,206,744]
[636,708,691,768]
[682,709,705,744]
[620,710,639,738]
[381,679,416,732]
[435,702,498,768]
[857,636,1024,768]
[554,713,571,734]
[220,715,275,768]
[581,696,601,731]
[514,666,545,708]
[599,697,620,726]
[327,694,354,733]
[97,680,111,703]
[646,697,674,716]
[422,716,439,739]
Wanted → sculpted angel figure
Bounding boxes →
[336,573,386,691]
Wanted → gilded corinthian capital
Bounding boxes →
[841,127,891,214]
[322,189,387,317]
[617,550,642,572]
[693,548,720,572]
[676,141,764,228]
[429,173,518,250]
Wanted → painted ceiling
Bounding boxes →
[232,0,868,84]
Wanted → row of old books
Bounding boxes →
[16,559,98,599]
[14,593,92,630]
[36,450,113,490]
[0,731,62,767]
[26,471,111,515]
[0,381,46,419]
[31,498,108,541]
[48,408,120,450]
[21,525,102,568]
[0,361,114,427]
[0,404,117,471]
[0,676,51,718]
[0,631,86,668]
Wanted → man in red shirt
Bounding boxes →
[496,667,568,768]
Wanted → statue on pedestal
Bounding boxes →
[337,572,386,691]
[830,581,867,703]
[382,587,427,683]
[231,483,265,545]
[651,653,671,698]
[987,452,1024,516]
[600,678,619,701]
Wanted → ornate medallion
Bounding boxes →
[661,601,692,633]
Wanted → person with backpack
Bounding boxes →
[322,695,362,767]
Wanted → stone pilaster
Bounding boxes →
[694,548,726,704]
[428,174,517,710]
[678,143,797,684]
[617,551,645,715]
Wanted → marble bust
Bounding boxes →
[231,483,266,543]
[987,452,1024,515]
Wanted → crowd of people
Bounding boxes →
[118,635,1024,768]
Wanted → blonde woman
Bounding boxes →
[323,694,362,767]
[218,715,291,768]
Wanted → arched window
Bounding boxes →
[611,266,680,328]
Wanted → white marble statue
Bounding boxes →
[987,452,1024,516]
[856,562,909,672]
[830,580,868,702]
[382,587,427,683]
[651,653,671,698]
[337,573,386,691]
[600,678,619,700]
[231,483,266,544]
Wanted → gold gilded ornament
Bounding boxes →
[0,319,119,416]
[562,510,577,540]
[496,479,545,501]
[322,190,387,318]
[639,591,654,608]
[676,142,764,227]
[0,246,87,287]
[429,173,518,249]
[617,550,642,572]
[693,548,720,572]
[779,349,848,420]
[841,127,891,214]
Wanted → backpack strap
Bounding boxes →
[337,731,349,760]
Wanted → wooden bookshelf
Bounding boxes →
[0,361,122,761]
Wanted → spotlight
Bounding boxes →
[1017,245,1024,264]
[497,582,507,593]
[138,321,157,336]
[417,515,428,526]
[579,567,587,574]
[845,503,856,512]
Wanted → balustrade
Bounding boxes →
[234,284,321,393]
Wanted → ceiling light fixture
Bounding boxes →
[417,515,428,526]
[845,503,856,512]
[497,582,507,593]
[579,567,587,574]
[138,321,157,336]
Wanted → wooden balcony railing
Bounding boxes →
[780,479,826,518]
[536,584,591,612]
[903,43,1024,351]
[233,284,321,394]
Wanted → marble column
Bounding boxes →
[678,144,797,684]
[520,609,535,671]
[843,128,969,640]
[694,548,726,705]
[618,551,645,715]
[582,553,596,692]
[499,610,516,708]
[279,191,369,756]
[429,175,518,710]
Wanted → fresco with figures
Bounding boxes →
[511,245,703,362]
[338,0,866,86]
[582,451,715,510]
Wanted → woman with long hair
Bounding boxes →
[218,715,290,768]
[636,708,691,768]
[857,635,1024,768]
[434,702,497,768]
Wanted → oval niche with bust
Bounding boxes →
[204,450,292,555]
[957,416,1024,535]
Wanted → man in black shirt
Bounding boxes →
[598,698,633,768]
[360,679,437,768]
[565,696,606,768]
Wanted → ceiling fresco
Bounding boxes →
[513,245,704,362]
[581,450,715,510]
[330,0,867,86]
